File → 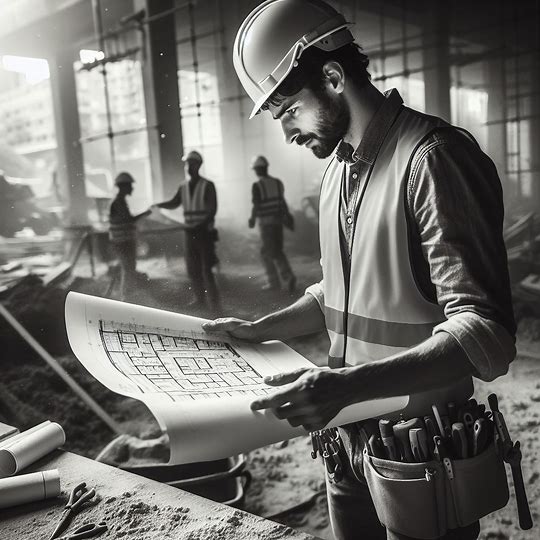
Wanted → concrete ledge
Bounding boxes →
[1,450,318,539]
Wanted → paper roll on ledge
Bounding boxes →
[0,469,61,509]
[0,421,66,478]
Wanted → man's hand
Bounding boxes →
[251,367,350,432]
[248,217,255,229]
[202,318,262,342]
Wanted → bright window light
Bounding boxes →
[1,55,49,83]
[79,49,105,64]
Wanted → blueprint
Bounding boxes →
[65,292,409,464]
[99,320,273,401]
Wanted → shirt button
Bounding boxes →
[352,172,358,179]
[346,216,353,224]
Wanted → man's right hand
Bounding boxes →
[202,318,262,342]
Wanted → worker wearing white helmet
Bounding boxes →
[248,155,296,293]
[207,2,516,539]
[154,150,221,311]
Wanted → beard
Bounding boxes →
[297,91,350,159]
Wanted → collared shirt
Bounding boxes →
[307,89,516,382]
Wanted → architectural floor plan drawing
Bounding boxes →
[99,321,273,401]
[65,292,408,464]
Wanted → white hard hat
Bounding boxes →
[233,0,354,119]
[114,172,135,185]
[251,155,269,168]
[182,150,203,164]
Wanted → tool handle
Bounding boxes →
[509,443,533,530]
[488,393,499,413]
[393,425,413,462]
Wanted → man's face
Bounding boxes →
[185,159,201,178]
[253,166,267,177]
[268,86,350,159]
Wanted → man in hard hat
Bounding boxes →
[109,172,151,301]
[205,1,515,539]
[249,155,296,292]
[154,151,221,311]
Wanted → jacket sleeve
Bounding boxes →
[156,187,182,210]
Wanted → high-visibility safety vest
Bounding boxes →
[109,197,136,243]
[181,177,214,230]
[320,106,473,417]
[109,221,136,242]
[255,176,284,226]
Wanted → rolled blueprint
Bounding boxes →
[0,469,61,509]
[0,422,66,477]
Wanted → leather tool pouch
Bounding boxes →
[361,443,509,539]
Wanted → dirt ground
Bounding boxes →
[1,231,539,539]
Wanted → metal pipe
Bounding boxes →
[79,124,158,145]
[77,47,141,71]
[0,304,123,436]
[76,1,193,48]
[485,114,540,125]
[91,0,116,175]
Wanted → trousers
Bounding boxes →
[260,224,294,286]
[184,228,220,308]
[113,239,137,301]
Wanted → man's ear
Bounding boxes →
[322,61,345,94]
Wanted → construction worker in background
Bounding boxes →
[205,1,516,539]
[109,172,151,301]
[248,155,296,292]
[154,151,221,311]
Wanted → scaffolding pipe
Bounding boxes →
[0,304,123,436]
[76,1,193,48]
[79,124,158,145]
[91,0,116,175]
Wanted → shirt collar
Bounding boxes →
[335,88,404,165]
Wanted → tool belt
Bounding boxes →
[311,394,532,539]
[363,440,507,538]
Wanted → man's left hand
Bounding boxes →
[250,367,350,432]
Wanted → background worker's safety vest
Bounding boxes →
[255,176,284,226]
[109,198,136,243]
[319,107,473,417]
[181,177,214,230]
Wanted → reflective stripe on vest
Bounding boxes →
[109,222,136,242]
[182,178,213,228]
[256,176,283,225]
[319,104,473,415]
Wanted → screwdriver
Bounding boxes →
[379,420,399,461]
[409,427,430,461]
[393,418,424,462]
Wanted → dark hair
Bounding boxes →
[263,42,370,109]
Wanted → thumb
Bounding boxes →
[202,318,245,333]
[264,368,308,386]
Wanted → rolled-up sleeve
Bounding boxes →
[409,129,516,381]
[305,280,325,312]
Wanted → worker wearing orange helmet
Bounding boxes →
[249,154,296,293]
[205,2,516,539]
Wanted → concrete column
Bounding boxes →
[423,4,451,121]
[48,47,88,227]
[214,0,252,224]
[135,0,183,201]
[486,58,508,197]
[529,54,540,207]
